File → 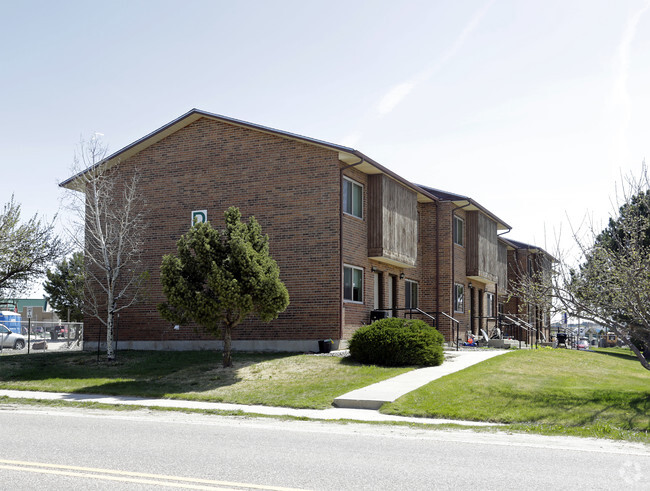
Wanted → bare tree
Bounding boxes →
[514,166,650,370]
[507,250,554,344]
[61,136,148,361]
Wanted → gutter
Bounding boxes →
[451,201,472,334]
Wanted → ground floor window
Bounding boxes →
[344,265,363,303]
[454,283,464,313]
[405,280,418,309]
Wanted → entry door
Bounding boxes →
[373,273,380,310]
[388,275,397,317]
[387,277,393,317]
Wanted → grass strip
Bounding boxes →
[0,350,411,409]
[381,348,650,440]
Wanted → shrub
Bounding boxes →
[348,318,444,366]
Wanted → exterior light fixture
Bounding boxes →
[400,273,405,279]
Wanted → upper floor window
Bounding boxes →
[343,177,363,219]
[453,215,464,246]
[454,283,464,313]
[343,264,364,303]
[405,280,419,309]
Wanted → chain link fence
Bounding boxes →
[0,321,83,356]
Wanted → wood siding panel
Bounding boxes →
[367,175,417,267]
[466,211,499,283]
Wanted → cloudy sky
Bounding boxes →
[3,0,650,293]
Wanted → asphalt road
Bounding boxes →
[0,405,647,490]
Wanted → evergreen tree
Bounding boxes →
[159,207,290,367]
[43,251,84,322]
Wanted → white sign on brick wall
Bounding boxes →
[192,210,207,225]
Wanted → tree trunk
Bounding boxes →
[106,297,115,361]
[625,338,650,371]
[223,324,233,368]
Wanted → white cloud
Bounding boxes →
[375,0,494,117]
[377,82,416,115]
[610,1,650,166]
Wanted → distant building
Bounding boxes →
[0,299,60,329]
[502,240,554,344]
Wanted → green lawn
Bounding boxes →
[1,348,648,442]
[0,350,411,409]
[382,348,650,440]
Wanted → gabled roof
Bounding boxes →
[501,238,555,260]
[417,184,511,231]
[60,109,437,203]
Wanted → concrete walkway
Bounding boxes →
[0,349,511,427]
[333,349,510,409]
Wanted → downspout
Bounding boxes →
[339,157,364,343]
[450,201,471,336]
[496,227,512,334]
[435,199,440,327]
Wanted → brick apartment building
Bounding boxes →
[61,109,550,352]
[502,239,554,344]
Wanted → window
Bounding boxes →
[343,265,363,303]
[343,177,363,218]
[405,280,418,309]
[454,283,464,313]
[453,215,464,246]
[486,292,495,318]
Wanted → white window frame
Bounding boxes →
[454,283,465,313]
[343,264,364,303]
[486,292,495,318]
[453,215,464,246]
[343,177,363,219]
[405,279,419,309]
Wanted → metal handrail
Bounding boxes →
[371,308,461,351]
[437,311,461,351]
[410,309,462,352]
[500,313,534,331]
[500,314,539,348]
[405,308,437,325]
[378,307,437,325]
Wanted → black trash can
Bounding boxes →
[318,339,332,353]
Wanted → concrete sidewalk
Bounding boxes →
[0,349,511,427]
[333,349,510,409]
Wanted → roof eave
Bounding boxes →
[60,108,438,204]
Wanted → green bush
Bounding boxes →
[348,318,444,367]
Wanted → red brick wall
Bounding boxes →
[81,115,519,350]
[340,168,429,340]
[83,117,343,347]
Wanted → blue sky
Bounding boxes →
[3,0,650,293]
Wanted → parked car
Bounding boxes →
[45,325,68,339]
[0,323,26,350]
[577,338,589,350]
